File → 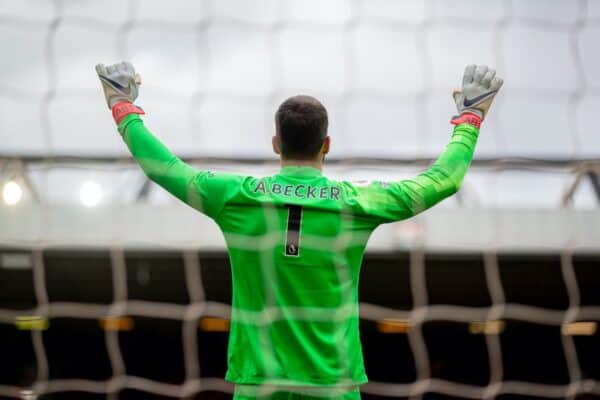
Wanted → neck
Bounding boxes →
[280,158,323,170]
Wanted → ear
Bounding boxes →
[272,135,281,155]
[321,136,331,155]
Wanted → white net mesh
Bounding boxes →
[1,0,600,160]
[0,0,599,399]
[0,0,599,209]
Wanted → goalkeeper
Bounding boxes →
[96,62,502,400]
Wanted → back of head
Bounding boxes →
[275,95,328,160]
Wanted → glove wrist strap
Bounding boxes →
[450,112,481,129]
[112,101,145,124]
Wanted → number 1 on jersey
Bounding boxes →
[284,204,302,257]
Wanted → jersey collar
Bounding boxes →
[279,166,323,177]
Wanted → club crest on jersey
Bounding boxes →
[352,180,372,187]
[253,180,341,200]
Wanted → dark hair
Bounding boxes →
[275,95,328,160]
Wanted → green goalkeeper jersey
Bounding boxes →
[118,114,479,387]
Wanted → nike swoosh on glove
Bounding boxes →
[95,61,142,109]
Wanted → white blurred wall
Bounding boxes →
[0,0,598,209]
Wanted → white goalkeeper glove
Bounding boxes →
[95,61,144,124]
[451,64,503,127]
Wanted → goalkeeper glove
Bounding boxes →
[95,61,144,124]
[451,64,503,128]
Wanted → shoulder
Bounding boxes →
[192,171,254,199]
[335,179,393,194]
[196,171,250,186]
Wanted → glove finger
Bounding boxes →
[122,61,135,75]
[95,63,107,77]
[481,69,496,88]
[116,61,125,74]
[490,76,504,91]
[452,90,462,102]
[473,65,488,83]
[463,64,476,86]
[106,64,117,75]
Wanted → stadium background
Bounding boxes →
[0,0,599,399]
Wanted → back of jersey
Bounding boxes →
[216,166,379,387]
[117,113,479,388]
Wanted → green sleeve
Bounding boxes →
[342,123,479,223]
[117,114,242,219]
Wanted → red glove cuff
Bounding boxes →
[112,101,145,124]
[450,112,481,129]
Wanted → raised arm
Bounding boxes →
[117,114,203,204]
[345,64,503,222]
[95,61,241,218]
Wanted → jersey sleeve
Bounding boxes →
[118,114,242,219]
[341,123,479,223]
